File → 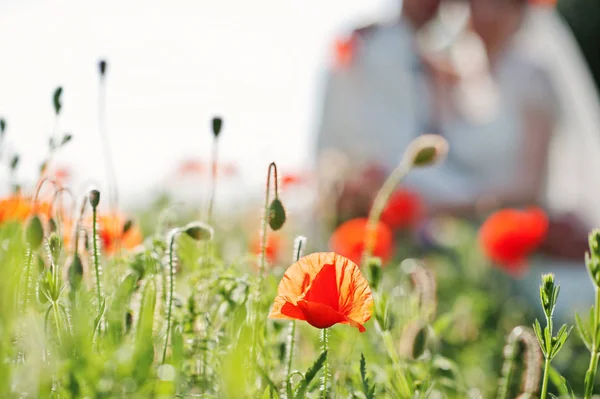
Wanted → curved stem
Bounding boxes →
[258,162,277,282]
[162,229,179,364]
[363,162,411,263]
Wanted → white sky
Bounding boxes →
[0,0,396,206]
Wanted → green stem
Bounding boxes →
[162,229,178,364]
[381,330,412,397]
[52,302,63,346]
[584,287,600,399]
[207,139,218,224]
[321,328,329,399]
[540,358,551,399]
[92,206,103,314]
[20,248,34,313]
[363,162,411,263]
[286,321,297,380]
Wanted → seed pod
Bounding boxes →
[212,117,223,138]
[26,215,44,250]
[403,134,449,168]
[89,190,100,208]
[184,222,214,241]
[267,198,286,231]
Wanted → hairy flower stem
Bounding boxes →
[20,248,34,313]
[363,162,411,263]
[92,206,103,317]
[258,162,277,285]
[584,287,600,399]
[321,328,329,399]
[162,229,179,364]
[285,238,305,386]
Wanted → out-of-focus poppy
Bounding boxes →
[250,232,283,265]
[329,218,393,265]
[177,160,206,177]
[529,0,556,6]
[478,207,549,276]
[334,36,357,68]
[0,196,52,224]
[280,172,310,191]
[269,252,373,332]
[96,214,143,254]
[380,189,424,230]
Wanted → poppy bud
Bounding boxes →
[366,257,382,291]
[68,253,84,291]
[48,232,63,264]
[48,218,57,233]
[10,154,19,170]
[53,86,63,115]
[26,215,44,250]
[89,190,100,208]
[212,117,223,138]
[399,322,428,360]
[403,134,449,168]
[268,198,286,231]
[99,60,107,76]
[0,118,5,134]
[60,134,72,147]
[125,311,133,332]
[183,221,214,241]
[123,219,133,235]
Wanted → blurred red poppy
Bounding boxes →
[479,207,549,276]
[329,218,393,265]
[280,172,310,191]
[97,214,143,254]
[334,35,357,68]
[379,189,424,230]
[269,252,373,332]
[177,160,206,177]
[0,196,52,225]
[250,232,283,265]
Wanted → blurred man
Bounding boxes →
[315,0,442,226]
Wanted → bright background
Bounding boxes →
[0,0,398,206]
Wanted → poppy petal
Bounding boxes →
[303,263,339,311]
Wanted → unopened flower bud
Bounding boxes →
[123,219,133,235]
[10,154,19,170]
[48,232,63,264]
[48,218,57,233]
[99,59,107,76]
[403,134,449,168]
[53,86,63,115]
[268,198,286,231]
[212,116,223,138]
[26,215,44,250]
[366,257,382,291]
[89,190,100,208]
[183,221,214,241]
[68,253,84,291]
[0,118,6,134]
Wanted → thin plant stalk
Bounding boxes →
[584,286,600,399]
[20,248,34,313]
[258,162,277,284]
[321,328,329,399]
[285,237,306,383]
[91,206,103,316]
[162,228,179,364]
[206,138,218,225]
[363,162,411,262]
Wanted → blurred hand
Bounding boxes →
[539,212,589,261]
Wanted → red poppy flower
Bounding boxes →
[329,218,393,265]
[479,207,549,276]
[380,189,424,230]
[250,232,283,265]
[269,252,373,332]
[334,35,358,68]
[97,214,143,254]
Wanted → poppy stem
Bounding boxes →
[207,138,219,225]
[258,162,278,285]
[320,328,329,399]
[364,162,411,264]
[285,237,306,388]
[91,204,104,328]
[162,228,180,364]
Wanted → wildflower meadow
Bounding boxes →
[3,64,600,399]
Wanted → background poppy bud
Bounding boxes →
[48,232,63,264]
[10,154,19,170]
[99,59,107,76]
[60,134,72,147]
[26,215,44,249]
[68,253,84,291]
[366,257,382,291]
[123,219,133,235]
[212,116,223,138]
[0,118,5,134]
[183,221,214,241]
[89,190,100,208]
[53,86,63,115]
[399,322,428,360]
[48,218,57,233]
[268,198,286,231]
[403,134,449,168]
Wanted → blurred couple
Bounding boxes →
[314,0,600,310]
